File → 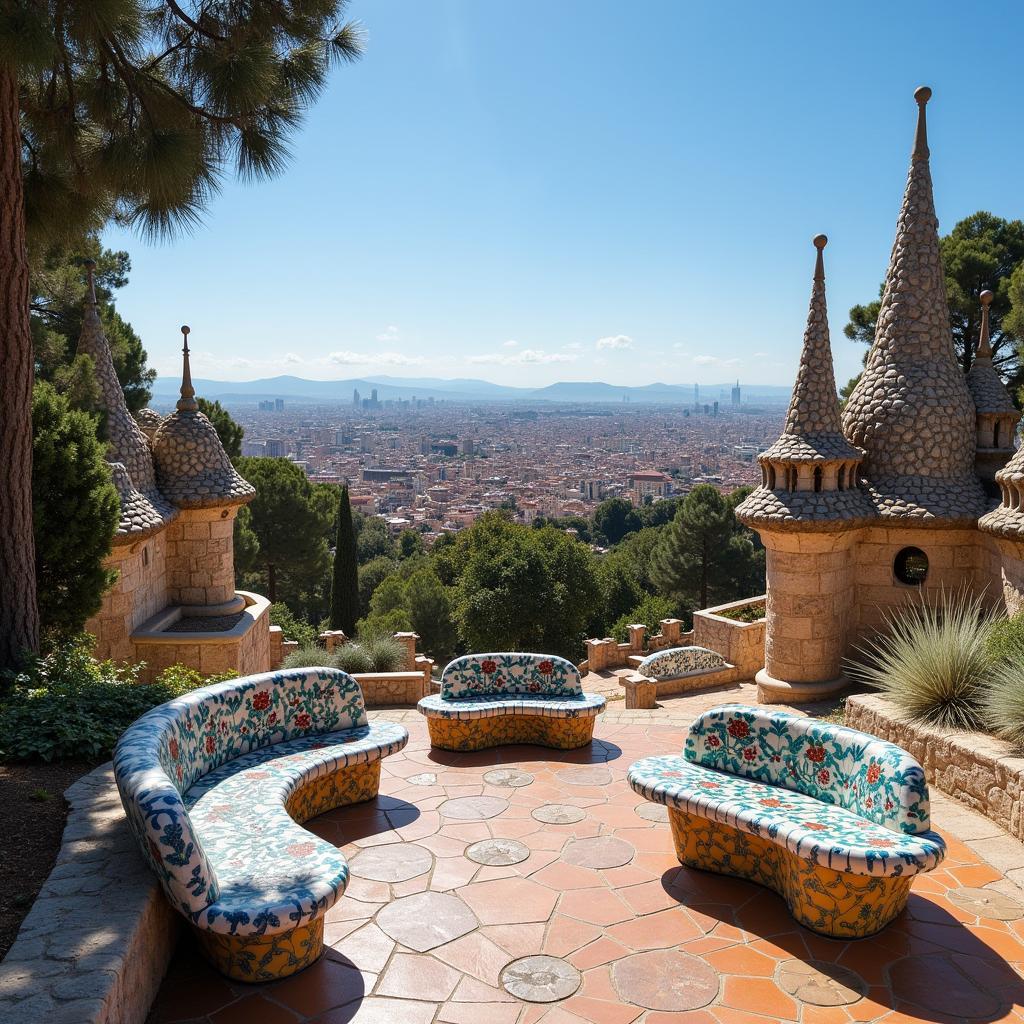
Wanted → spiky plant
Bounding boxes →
[331,642,373,675]
[361,633,405,673]
[980,656,1024,751]
[0,1,364,666]
[281,644,331,671]
[845,589,996,731]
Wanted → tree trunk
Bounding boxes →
[267,562,277,603]
[0,65,39,667]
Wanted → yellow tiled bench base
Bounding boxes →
[195,919,324,982]
[426,714,596,751]
[668,808,913,938]
[285,761,382,823]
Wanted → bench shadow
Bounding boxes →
[424,739,623,769]
[660,866,1024,1022]
[305,795,421,844]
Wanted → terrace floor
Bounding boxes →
[149,689,1024,1024]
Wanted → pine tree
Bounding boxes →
[330,487,359,634]
[0,1,363,666]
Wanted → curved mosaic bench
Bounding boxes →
[627,703,945,938]
[636,645,726,680]
[418,653,606,750]
[113,668,408,981]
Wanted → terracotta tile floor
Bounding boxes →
[149,718,1024,1024]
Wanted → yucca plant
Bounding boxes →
[331,643,374,675]
[361,634,405,673]
[845,589,996,731]
[981,656,1024,751]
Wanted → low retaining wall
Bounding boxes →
[691,596,766,680]
[353,670,431,706]
[845,693,1024,842]
[0,765,178,1024]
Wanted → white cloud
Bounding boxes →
[502,339,519,348]
[326,350,426,367]
[376,325,400,342]
[283,352,303,365]
[752,351,770,358]
[692,354,718,366]
[596,334,633,351]
[564,341,584,351]
[468,348,578,367]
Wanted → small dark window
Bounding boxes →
[837,465,846,491]
[994,421,1002,449]
[894,547,928,586]
[813,466,823,493]
[142,545,150,567]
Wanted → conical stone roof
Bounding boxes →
[736,236,875,532]
[152,327,255,509]
[840,87,986,525]
[967,291,1018,416]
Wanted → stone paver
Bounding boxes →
[145,710,1024,1024]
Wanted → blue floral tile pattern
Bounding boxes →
[440,653,583,700]
[638,646,726,679]
[113,668,409,937]
[627,754,944,876]
[418,692,605,721]
[684,704,930,834]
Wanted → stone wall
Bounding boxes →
[691,597,766,680]
[845,693,1024,841]
[581,619,687,672]
[353,671,432,706]
[0,766,179,1024]
[164,506,239,608]
[86,531,169,664]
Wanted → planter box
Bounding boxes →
[845,693,1024,842]
[691,595,766,680]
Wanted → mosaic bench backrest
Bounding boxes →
[113,668,368,919]
[684,704,931,835]
[440,653,582,700]
[638,646,726,680]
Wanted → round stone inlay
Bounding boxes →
[947,886,1024,921]
[466,838,531,866]
[407,772,437,786]
[532,804,586,824]
[439,795,509,820]
[484,768,534,788]
[611,950,719,1011]
[376,891,478,952]
[777,960,866,1007]
[562,836,635,869]
[555,766,613,787]
[501,955,582,1002]
[635,802,669,823]
[349,843,433,883]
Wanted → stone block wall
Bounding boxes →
[691,597,766,679]
[165,507,239,608]
[86,532,168,664]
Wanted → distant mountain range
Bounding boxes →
[151,374,793,406]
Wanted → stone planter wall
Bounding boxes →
[352,670,432,706]
[845,693,1024,842]
[0,766,178,1024]
[691,595,767,679]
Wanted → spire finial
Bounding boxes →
[813,233,827,282]
[177,324,198,411]
[84,259,97,306]
[977,289,994,360]
[913,85,931,161]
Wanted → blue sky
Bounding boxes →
[104,1,1024,389]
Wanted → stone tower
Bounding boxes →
[152,327,256,613]
[967,290,1020,494]
[736,236,874,702]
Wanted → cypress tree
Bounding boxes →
[330,487,359,634]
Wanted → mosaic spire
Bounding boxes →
[177,325,198,412]
[840,87,984,521]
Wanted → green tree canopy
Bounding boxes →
[650,485,764,619]
[32,381,119,639]
[234,457,332,607]
[196,398,243,459]
[330,487,359,634]
[845,212,1024,390]
[592,497,641,546]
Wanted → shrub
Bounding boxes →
[610,595,678,644]
[845,590,995,731]
[269,602,321,649]
[282,644,332,670]
[361,634,405,672]
[154,664,236,691]
[0,638,218,763]
[986,614,1024,664]
[981,656,1024,750]
[332,643,374,675]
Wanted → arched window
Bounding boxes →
[994,421,1002,449]
[813,466,823,493]
[788,466,797,492]
[767,464,776,489]
[837,465,846,491]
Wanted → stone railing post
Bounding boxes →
[319,630,347,654]
[628,624,646,653]
[268,625,284,669]
[623,673,657,710]
[415,654,435,698]
[660,618,683,645]
[394,631,420,671]
[585,637,608,672]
